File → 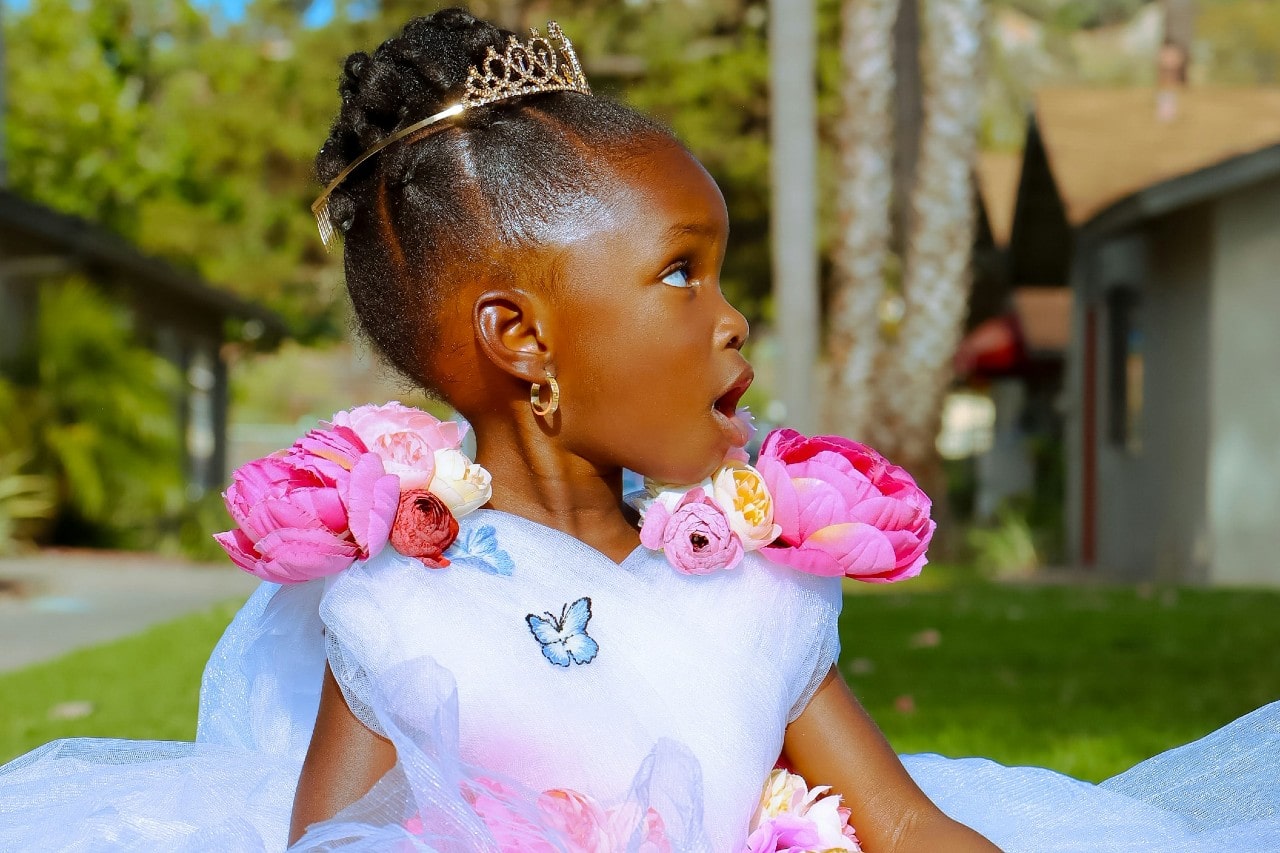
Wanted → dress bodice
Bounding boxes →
[322,510,844,849]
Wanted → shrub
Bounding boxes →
[1,278,184,549]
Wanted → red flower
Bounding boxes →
[389,489,459,568]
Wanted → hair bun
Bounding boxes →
[339,51,371,100]
[317,9,513,189]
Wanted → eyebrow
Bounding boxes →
[663,220,730,240]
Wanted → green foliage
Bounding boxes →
[176,490,235,563]
[0,381,56,553]
[1004,0,1152,31]
[1,279,184,548]
[1200,0,1280,84]
[966,503,1041,578]
[3,0,349,336]
[0,450,57,554]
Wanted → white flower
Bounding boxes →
[755,767,809,818]
[802,789,860,851]
[428,448,492,518]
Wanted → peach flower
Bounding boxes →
[711,461,782,552]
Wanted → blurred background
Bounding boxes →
[3,0,1278,580]
[1,0,1278,775]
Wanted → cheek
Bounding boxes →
[569,309,703,410]
[564,292,693,374]
[558,319,701,420]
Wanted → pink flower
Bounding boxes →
[756,429,934,583]
[463,777,560,853]
[744,813,821,853]
[330,402,464,491]
[640,487,744,574]
[214,426,398,583]
[725,407,757,464]
[746,769,862,852]
[463,779,670,853]
[622,807,671,853]
[537,789,612,851]
[538,790,671,853]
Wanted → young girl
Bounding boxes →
[2,10,1277,852]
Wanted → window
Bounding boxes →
[1106,289,1143,453]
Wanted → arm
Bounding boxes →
[288,664,397,845]
[783,667,1001,853]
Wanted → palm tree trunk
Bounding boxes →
[883,0,983,475]
[826,0,899,442]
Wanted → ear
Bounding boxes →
[473,288,553,384]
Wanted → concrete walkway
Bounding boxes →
[0,550,259,674]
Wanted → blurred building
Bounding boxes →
[951,152,1072,532]
[1005,87,1280,585]
[0,190,285,495]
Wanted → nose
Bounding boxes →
[716,294,750,351]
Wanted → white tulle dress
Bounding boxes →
[1,510,1278,851]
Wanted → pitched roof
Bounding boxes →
[976,151,1022,247]
[0,189,284,339]
[1034,87,1280,225]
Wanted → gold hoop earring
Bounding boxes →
[530,372,560,418]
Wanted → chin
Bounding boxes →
[661,447,728,487]
[626,426,729,487]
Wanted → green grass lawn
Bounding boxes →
[2,583,1278,782]
[841,581,1280,780]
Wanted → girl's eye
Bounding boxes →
[661,265,693,289]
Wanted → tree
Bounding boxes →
[3,0,363,336]
[826,0,983,484]
[885,0,984,469]
[826,0,898,445]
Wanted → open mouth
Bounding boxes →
[712,366,755,447]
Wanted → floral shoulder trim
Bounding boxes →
[633,424,935,584]
[213,402,934,587]
[215,403,491,583]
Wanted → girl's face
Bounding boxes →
[546,141,752,486]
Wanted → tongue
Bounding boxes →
[724,409,752,448]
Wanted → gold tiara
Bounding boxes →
[312,21,591,248]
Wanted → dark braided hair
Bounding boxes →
[316,9,673,395]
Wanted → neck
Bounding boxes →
[472,412,640,563]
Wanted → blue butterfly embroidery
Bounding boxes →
[525,597,599,667]
[444,524,515,576]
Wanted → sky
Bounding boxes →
[192,0,337,26]
[5,0,338,27]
